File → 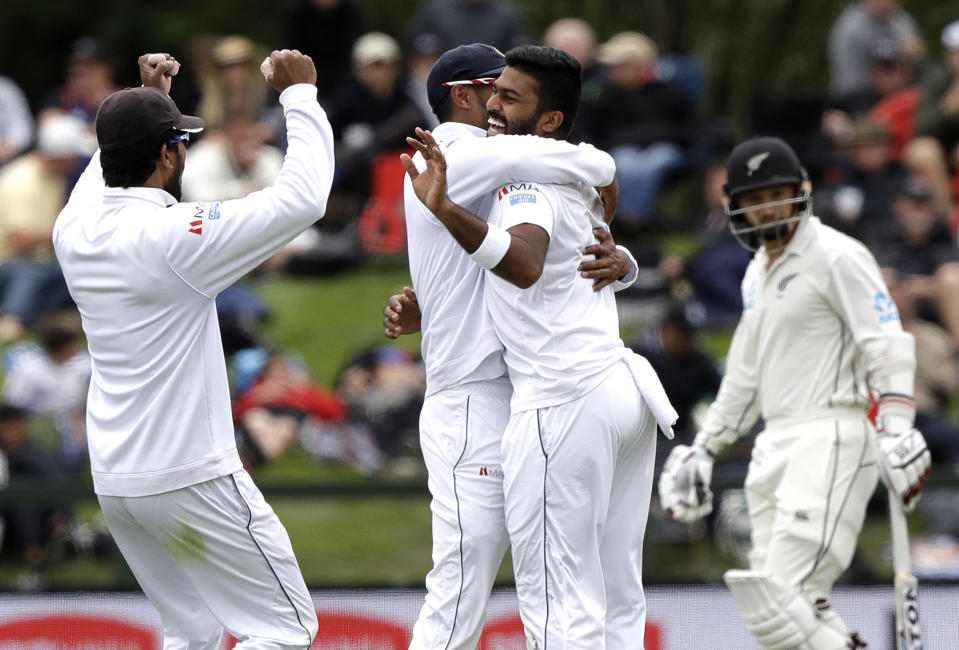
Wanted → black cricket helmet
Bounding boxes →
[722,136,811,252]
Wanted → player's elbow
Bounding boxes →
[499,257,543,289]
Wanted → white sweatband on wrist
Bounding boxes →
[469,224,512,270]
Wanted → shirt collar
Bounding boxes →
[434,121,488,140]
[102,186,178,208]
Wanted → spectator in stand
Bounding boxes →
[877,175,959,347]
[822,37,919,161]
[590,31,697,229]
[886,268,959,465]
[327,32,428,198]
[195,36,274,136]
[406,34,444,131]
[911,20,959,230]
[0,114,96,342]
[827,0,923,100]
[542,17,603,145]
[277,0,367,101]
[407,0,529,53]
[182,111,283,202]
[630,302,721,450]
[0,404,70,590]
[815,117,907,248]
[43,37,119,126]
[0,75,33,167]
[2,313,89,474]
[661,159,751,327]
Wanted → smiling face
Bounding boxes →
[485,66,546,137]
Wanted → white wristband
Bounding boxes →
[469,224,512,270]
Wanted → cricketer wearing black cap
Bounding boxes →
[425,43,505,121]
[95,86,205,198]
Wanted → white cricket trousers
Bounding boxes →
[502,361,656,650]
[746,410,879,605]
[98,470,318,649]
[410,379,512,650]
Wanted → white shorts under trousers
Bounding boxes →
[98,470,317,649]
[746,412,879,603]
[502,362,657,650]
[410,379,512,650]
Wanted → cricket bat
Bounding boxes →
[889,491,922,649]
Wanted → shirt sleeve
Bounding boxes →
[60,150,106,222]
[494,183,554,237]
[163,84,335,297]
[824,244,916,426]
[444,135,615,208]
[695,273,762,455]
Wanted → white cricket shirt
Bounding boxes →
[696,216,916,452]
[405,123,617,396]
[53,84,334,496]
[484,181,628,412]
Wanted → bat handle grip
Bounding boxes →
[888,491,912,575]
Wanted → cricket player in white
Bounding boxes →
[52,52,328,648]
[401,46,677,650]
[658,136,933,649]
[386,44,640,650]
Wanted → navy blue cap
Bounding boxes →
[426,43,506,112]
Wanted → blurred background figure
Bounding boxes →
[407,0,529,53]
[827,0,922,101]
[876,175,959,347]
[2,312,89,474]
[42,37,118,127]
[194,35,275,137]
[591,31,697,230]
[816,117,906,248]
[0,75,33,167]
[0,113,95,342]
[182,110,284,202]
[327,32,429,255]
[276,0,367,102]
[542,17,601,145]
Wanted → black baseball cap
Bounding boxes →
[426,43,506,112]
[95,87,205,152]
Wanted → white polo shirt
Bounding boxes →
[405,123,618,396]
[483,180,628,412]
[53,84,334,496]
[695,216,916,452]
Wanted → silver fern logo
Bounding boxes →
[746,152,770,176]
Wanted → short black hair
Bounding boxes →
[100,132,173,188]
[504,45,581,140]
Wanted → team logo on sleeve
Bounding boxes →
[874,291,899,324]
[743,279,757,310]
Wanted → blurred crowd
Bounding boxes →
[2,0,959,585]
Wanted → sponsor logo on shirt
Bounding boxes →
[509,193,537,206]
[497,183,539,201]
[874,291,899,324]
[189,204,203,235]
[479,466,505,480]
[744,279,757,310]
[208,202,221,220]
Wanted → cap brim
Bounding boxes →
[479,64,505,78]
[177,114,205,133]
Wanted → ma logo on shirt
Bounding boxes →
[874,291,899,325]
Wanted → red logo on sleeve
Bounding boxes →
[188,204,203,235]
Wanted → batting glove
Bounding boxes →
[659,444,714,523]
[877,428,931,513]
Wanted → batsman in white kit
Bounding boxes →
[52,51,329,648]
[385,44,640,649]
[402,45,677,650]
[658,136,933,649]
